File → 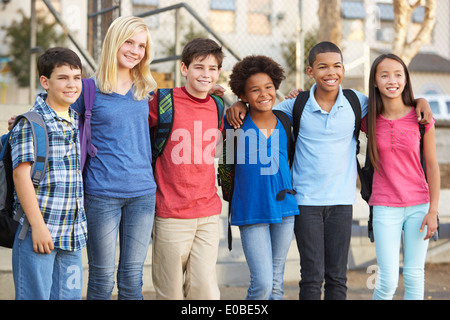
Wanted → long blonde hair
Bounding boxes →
[95,16,157,100]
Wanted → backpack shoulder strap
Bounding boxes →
[343,89,362,157]
[273,110,293,166]
[82,78,96,113]
[419,123,426,177]
[14,112,49,187]
[152,88,175,167]
[343,89,361,143]
[210,95,225,129]
[292,91,310,145]
[80,78,97,170]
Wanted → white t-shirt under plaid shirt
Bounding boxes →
[10,93,87,251]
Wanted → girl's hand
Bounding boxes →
[420,212,438,240]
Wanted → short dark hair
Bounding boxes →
[229,55,285,98]
[308,41,343,67]
[37,47,82,78]
[181,38,224,69]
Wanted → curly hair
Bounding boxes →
[229,55,285,98]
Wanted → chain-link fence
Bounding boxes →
[122,0,450,107]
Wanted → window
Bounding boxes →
[210,0,235,33]
[429,101,440,115]
[248,0,271,35]
[132,0,159,28]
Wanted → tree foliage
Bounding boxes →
[2,10,66,87]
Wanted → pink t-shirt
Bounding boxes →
[361,109,434,207]
[149,87,224,219]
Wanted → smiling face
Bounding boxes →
[306,52,344,94]
[181,54,220,99]
[40,64,82,112]
[240,73,276,114]
[117,31,147,71]
[374,58,407,101]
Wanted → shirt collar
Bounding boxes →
[32,93,77,124]
[309,84,345,114]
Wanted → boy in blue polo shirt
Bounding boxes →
[10,47,87,300]
[225,42,432,300]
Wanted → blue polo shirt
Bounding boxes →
[274,84,368,206]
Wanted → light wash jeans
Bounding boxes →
[239,215,295,300]
[12,224,83,300]
[84,193,155,300]
[372,203,430,300]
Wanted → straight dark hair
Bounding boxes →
[37,47,82,79]
[181,38,224,69]
[367,53,416,173]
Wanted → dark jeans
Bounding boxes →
[294,205,352,300]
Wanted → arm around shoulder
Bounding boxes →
[420,125,440,240]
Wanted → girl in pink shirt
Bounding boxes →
[365,54,440,300]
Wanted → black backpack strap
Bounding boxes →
[292,91,310,146]
[419,123,426,178]
[273,109,294,167]
[343,89,361,154]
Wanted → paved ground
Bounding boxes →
[141,263,449,300]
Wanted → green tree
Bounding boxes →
[2,10,66,87]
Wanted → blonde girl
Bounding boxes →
[71,16,158,300]
[365,53,439,300]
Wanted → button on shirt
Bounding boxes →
[10,93,87,251]
[368,109,434,206]
[274,85,368,206]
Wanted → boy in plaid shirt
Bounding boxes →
[10,47,87,299]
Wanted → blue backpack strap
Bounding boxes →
[152,88,175,168]
[11,112,48,240]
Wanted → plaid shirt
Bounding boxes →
[10,93,87,251]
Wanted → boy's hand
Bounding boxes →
[225,101,247,129]
[415,98,433,124]
[31,222,54,254]
[209,84,226,97]
[285,88,303,100]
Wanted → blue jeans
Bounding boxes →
[84,193,155,300]
[239,216,295,300]
[372,203,430,300]
[294,205,352,300]
[12,224,83,300]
